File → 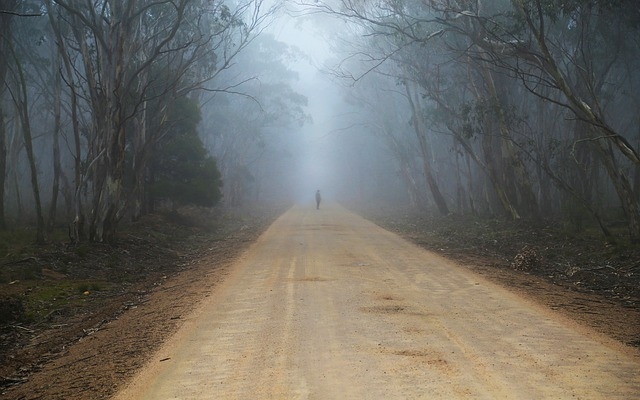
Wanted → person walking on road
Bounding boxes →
[315,190,321,210]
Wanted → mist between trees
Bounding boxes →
[306,0,640,244]
[0,0,639,244]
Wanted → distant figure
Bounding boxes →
[315,190,321,210]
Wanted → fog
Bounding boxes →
[1,1,639,242]
[218,4,410,207]
[254,9,355,205]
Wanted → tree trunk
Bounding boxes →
[0,0,13,230]
[90,122,126,242]
[400,163,422,210]
[72,3,130,242]
[381,125,424,210]
[595,142,640,243]
[405,83,449,215]
[634,127,640,204]
[15,63,45,243]
[47,51,62,232]
[130,106,148,222]
[465,150,477,216]
[0,109,6,230]
[480,112,521,220]
[481,67,539,219]
[462,62,521,219]
[634,165,640,204]
[453,139,467,214]
[46,0,85,240]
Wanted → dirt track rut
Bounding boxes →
[113,204,640,399]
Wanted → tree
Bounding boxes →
[10,45,45,243]
[0,0,296,242]
[45,0,86,239]
[48,0,280,241]
[302,0,640,241]
[150,97,222,210]
[404,81,450,215]
[475,0,640,239]
[200,33,309,206]
[0,0,15,230]
[2,1,47,242]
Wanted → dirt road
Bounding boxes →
[112,205,640,399]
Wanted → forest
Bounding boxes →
[0,0,639,245]
[314,0,640,245]
[0,0,307,244]
[1,1,640,396]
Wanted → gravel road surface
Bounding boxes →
[112,205,640,399]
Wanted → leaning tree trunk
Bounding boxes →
[405,83,450,215]
[463,62,521,219]
[481,125,521,220]
[481,64,539,219]
[382,126,425,210]
[595,141,640,243]
[13,47,45,243]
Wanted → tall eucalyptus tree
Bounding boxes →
[0,0,17,230]
[47,0,281,241]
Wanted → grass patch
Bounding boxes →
[0,229,39,260]
[22,280,109,322]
